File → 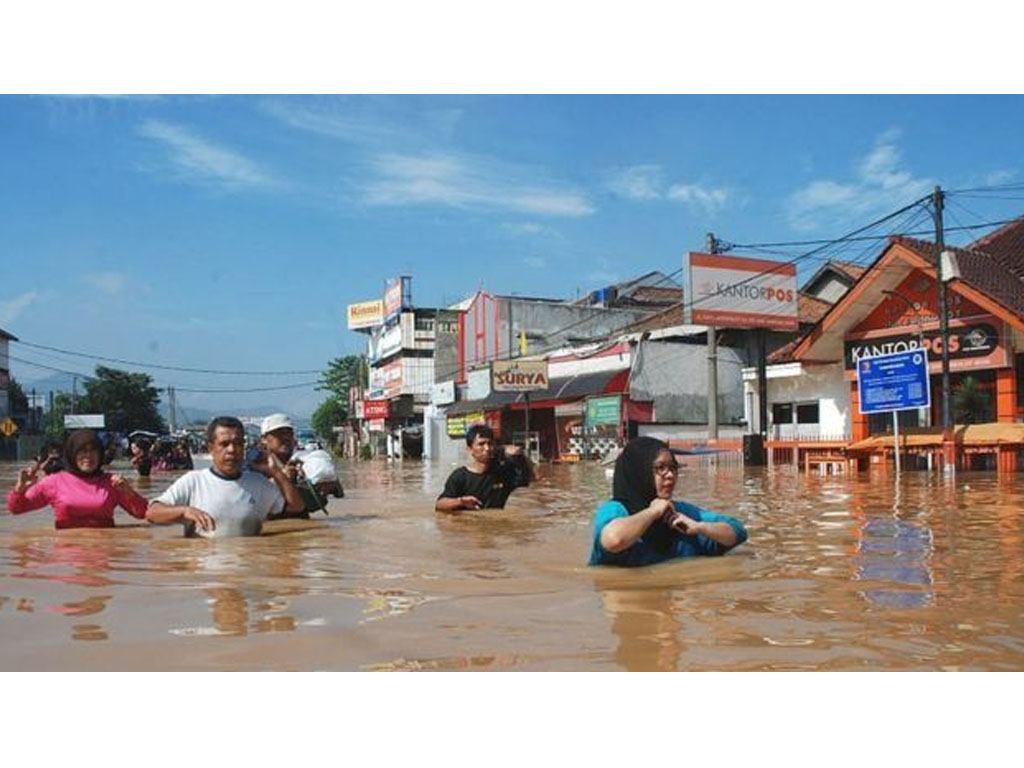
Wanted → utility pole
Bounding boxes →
[71,376,77,414]
[168,386,177,433]
[705,232,720,443]
[933,185,955,474]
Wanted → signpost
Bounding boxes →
[492,361,549,458]
[0,418,17,438]
[856,350,931,476]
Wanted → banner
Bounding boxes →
[363,400,390,420]
[492,360,550,392]
[689,252,798,331]
[347,299,384,330]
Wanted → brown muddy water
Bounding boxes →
[1,458,1022,671]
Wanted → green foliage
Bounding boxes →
[44,392,73,438]
[953,375,993,425]
[311,397,348,446]
[359,443,372,461]
[79,365,166,433]
[7,377,28,413]
[318,355,368,400]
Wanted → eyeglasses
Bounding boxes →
[652,462,679,476]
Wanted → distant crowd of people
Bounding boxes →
[5,415,747,567]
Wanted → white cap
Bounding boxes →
[260,413,294,436]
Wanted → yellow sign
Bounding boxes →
[347,299,385,330]
[0,418,18,437]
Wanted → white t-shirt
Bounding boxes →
[153,468,285,538]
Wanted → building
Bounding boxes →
[0,327,17,421]
[747,215,1024,471]
[429,287,669,463]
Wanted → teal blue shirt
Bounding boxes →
[589,499,748,567]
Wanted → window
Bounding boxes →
[772,402,793,425]
[415,318,435,332]
[796,403,819,424]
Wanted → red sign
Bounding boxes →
[363,399,390,420]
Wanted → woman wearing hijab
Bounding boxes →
[589,436,748,566]
[6,429,149,529]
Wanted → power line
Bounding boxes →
[7,353,320,394]
[13,339,322,376]
[726,217,1019,250]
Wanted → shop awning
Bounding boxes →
[847,423,1024,451]
[444,369,630,415]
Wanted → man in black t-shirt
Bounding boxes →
[436,424,535,512]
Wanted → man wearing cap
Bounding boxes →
[146,416,305,537]
[260,413,325,520]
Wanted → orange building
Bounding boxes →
[763,215,1024,472]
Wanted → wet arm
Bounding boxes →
[146,502,192,525]
[267,466,305,513]
[600,506,663,553]
[6,475,52,515]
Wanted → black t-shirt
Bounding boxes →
[438,456,530,509]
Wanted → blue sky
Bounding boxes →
[3,95,1024,417]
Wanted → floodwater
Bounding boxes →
[1,457,1022,671]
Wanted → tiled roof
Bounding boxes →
[618,302,685,334]
[893,227,1024,319]
[799,293,832,324]
[830,260,867,281]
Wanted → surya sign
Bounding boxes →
[492,360,550,392]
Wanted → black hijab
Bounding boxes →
[63,429,105,478]
[612,436,676,553]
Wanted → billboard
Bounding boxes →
[384,276,411,321]
[492,360,550,392]
[64,414,106,429]
[689,252,798,331]
[347,299,384,330]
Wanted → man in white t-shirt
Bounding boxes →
[147,416,305,537]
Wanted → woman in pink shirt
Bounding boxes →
[6,429,149,529]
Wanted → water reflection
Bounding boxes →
[2,458,1024,670]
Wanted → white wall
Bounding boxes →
[743,362,850,439]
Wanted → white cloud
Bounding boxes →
[985,169,1016,186]
[0,291,37,326]
[523,256,547,269]
[261,100,410,147]
[365,152,594,217]
[666,183,730,213]
[786,132,934,231]
[607,165,663,200]
[503,222,544,235]
[137,119,277,191]
[81,272,128,296]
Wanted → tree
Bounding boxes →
[7,377,28,414]
[312,397,348,447]
[318,355,369,400]
[79,366,166,433]
[44,392,73,438]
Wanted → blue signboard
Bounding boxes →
[856,350,931,415]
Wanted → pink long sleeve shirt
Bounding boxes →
[6,471,149,529]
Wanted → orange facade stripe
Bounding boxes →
[690,251,797,275]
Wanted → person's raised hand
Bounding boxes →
[504,445,522,457]
[15,464,40,493]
